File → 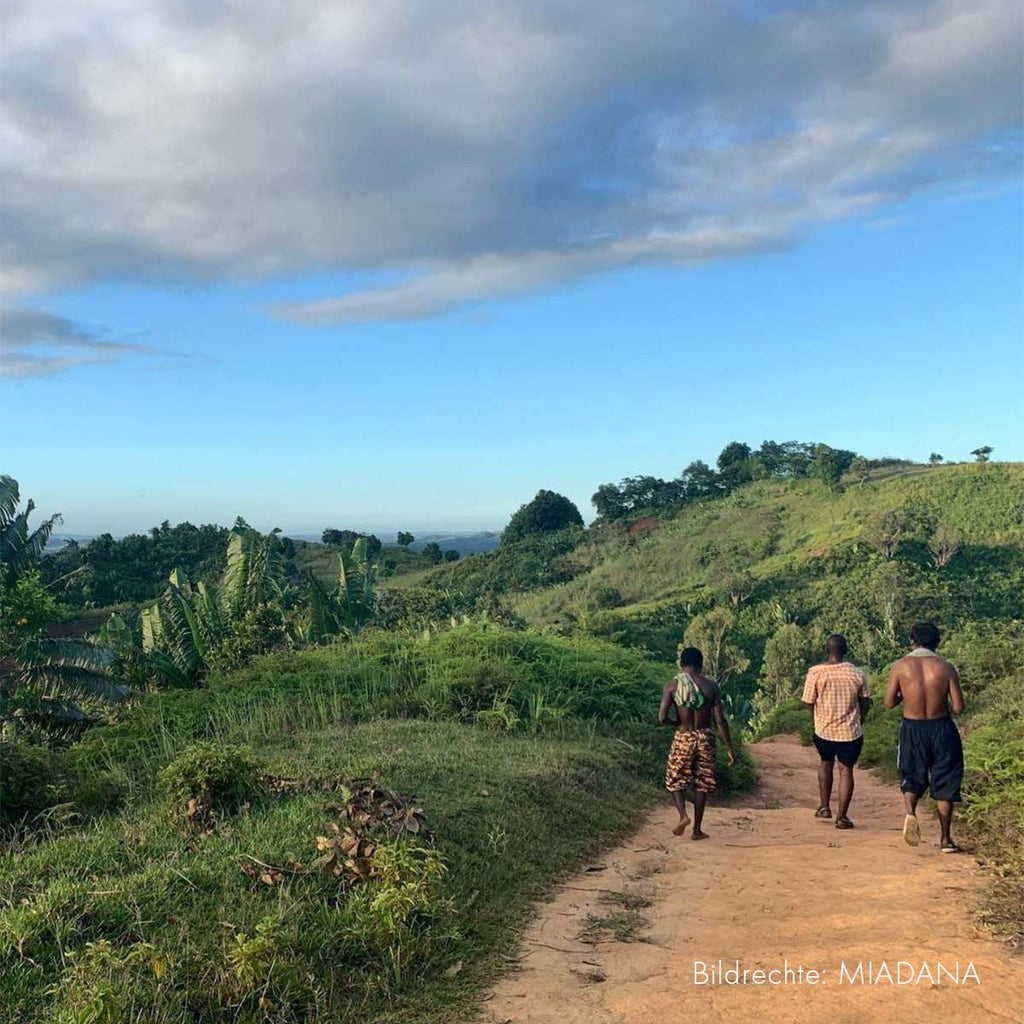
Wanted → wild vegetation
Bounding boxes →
[1,447,1020,1021]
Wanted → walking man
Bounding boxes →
[659,646,736,840]
[801,634,872,829]
[883,622,965,852]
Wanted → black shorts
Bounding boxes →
[813,733,864,767]
[897,717,963,802]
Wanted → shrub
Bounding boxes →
[592,585,623,609]
[754,698,814,744]
[157,742,260,815]
[0,743,63,822]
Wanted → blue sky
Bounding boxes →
[1,2,1021,535]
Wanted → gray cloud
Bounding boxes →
[1,0,1020,326]
[0,307,157,378]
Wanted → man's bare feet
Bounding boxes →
[672,815,690,836]
[691,830,709,841]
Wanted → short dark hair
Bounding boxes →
[826,634,848,658]
[910,622,941,650]
[678,646,703,671]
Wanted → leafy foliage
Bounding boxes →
[306,536,377,642]
[1,477,125,737]
[40,520,230,607]
[503,490,583,544]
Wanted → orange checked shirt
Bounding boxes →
[801,662,871,741]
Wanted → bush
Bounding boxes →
[157,742,260,814]
[754,699,814,745]
[0,743,63,822]
[592,585,622,609]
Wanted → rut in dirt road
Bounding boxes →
[485,736,1022,1024]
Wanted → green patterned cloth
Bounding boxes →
[673,670,706,710]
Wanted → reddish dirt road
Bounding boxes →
[484,737,1022,1024]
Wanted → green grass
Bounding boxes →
[511,463,1024,629]
[0,722,664,1023]
[294,542,434,586]
[1,625,756,1022]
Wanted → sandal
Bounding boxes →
[940,841,961,854]
[835,817,854,830]
[903,814,921,847]
[814,807,832,819]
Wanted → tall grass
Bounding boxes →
[1,624,757,1021]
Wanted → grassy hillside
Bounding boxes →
[387,463,1024,940]
[512,463,1024,636]
[0,626,755,1023]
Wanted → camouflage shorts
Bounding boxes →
[665,728,717,793]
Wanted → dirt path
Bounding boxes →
[484,737,1022,1024]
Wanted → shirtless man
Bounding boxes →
[883,622,965,852]
[659,646,736,840]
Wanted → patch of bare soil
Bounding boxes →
[484,737,1022,1023]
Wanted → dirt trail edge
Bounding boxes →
[484,736,1022,1024]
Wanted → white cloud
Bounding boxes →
[1,0,1020,328]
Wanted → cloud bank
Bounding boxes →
[2,0,1020,335]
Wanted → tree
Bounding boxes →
[971,446,993,463]
[364,534,382,559]
[928,524,962,569]
[848,455,869,484]
[397,531,415,547]
[708,549,757,607]
[683,607,750,686]
[870,508,910,560]
[928,452,943,466]
[322,528,361,549]
[717,442,753,488]
[680,460,722,498]
[591,483,629,520]
[443,549,460,562]
[0,475,126,735]
[422,542,443,564]
[753,624,811,719]
[717,442,752,472]
[503,490,584,544]
[810,444,855,492]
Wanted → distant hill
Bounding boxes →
[408,531,500,556]
[289,531,500,555]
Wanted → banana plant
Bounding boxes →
[140,568,226,687]
[1,474,126,736]
[10,638,129,737]
[0,475,61,583]
[138,520,288,685]
[306,537,377,643]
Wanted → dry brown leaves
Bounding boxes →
[327,779,428,837]
[234,776,429,892]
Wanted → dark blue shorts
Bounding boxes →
[897,717,963,802]
[813,733,863,767]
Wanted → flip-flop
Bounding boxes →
[814,807,832,819]
[835,817,854,830]
[940,842,961,854]
[903,815,921,847]
[673,815,691,837]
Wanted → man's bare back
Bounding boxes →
[884,649,964,720]
[670,673,720,731]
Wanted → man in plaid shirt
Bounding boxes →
[802,634,872,829]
